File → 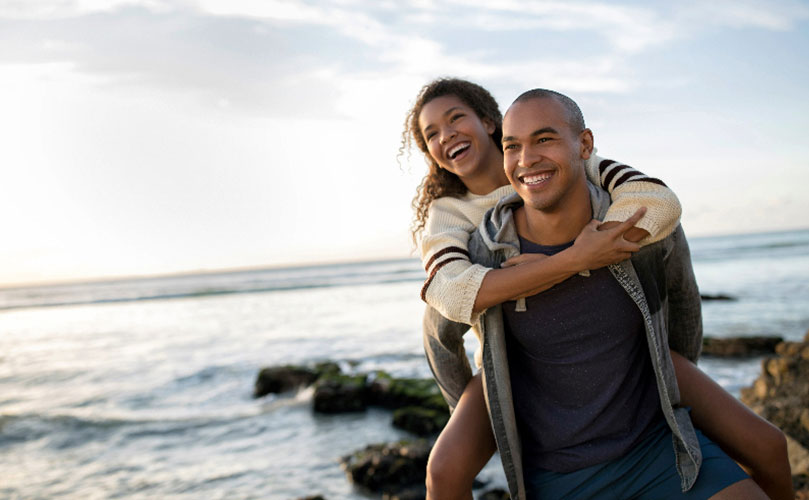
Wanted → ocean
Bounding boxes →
[1,229,808,499]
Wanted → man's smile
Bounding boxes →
[518,170,555,187]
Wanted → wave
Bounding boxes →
[4,229,807,311]
[689,228,809,261]
[0,258,425,311]
[0,393,311,449]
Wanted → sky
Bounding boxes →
[2,0,808,286]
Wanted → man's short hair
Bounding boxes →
[512,89,586,133]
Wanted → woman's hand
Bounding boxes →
[570,207,646,270]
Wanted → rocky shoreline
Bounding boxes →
[740,331,809,498]
[258,333,809,499]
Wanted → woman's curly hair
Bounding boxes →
[400,78,503,244]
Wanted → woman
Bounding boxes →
[402,77,792,500]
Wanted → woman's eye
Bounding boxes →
[450,113,464,122]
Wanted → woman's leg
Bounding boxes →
[426,373,497,500]
[671,350,794,500]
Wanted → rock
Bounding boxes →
[740,329,809,494]
[253,365,318,397]
[700,293,737,301]
[787,435,809,477]
[701,336,783,358]
[478,489,510,500]
[368,372,449,412]
[368,372,450,435]
[392,406,449,436]
[383,487,426,500]
[253,362,343,398]
[340,440,431,496]
[794,474,809,499]
[295,496,326,500]
[313,373,369,413]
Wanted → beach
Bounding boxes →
[1,229,808,499]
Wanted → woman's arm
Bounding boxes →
[421,157,682,323]
[419,192,504,325]
[471,210,645,314]
[586,154,682,244]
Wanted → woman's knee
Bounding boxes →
[426,447,474,496]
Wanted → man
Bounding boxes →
[423,89,764,499]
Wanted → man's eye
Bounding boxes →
[504,144,517,151]
[537,137,551,143]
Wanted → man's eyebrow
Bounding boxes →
[531,127,558,136]
[502,127,558,143]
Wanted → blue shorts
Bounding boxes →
[525,420,749,500]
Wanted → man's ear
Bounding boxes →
[482,117,496,135]
[579,128,594,159]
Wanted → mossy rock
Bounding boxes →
[313,373,369,413]
[340,440,430,494]
[313,361,342,378]
[479,489,511,500]
[369,372,448,412]
[253,365,318,398]
[392,406,449,436]
[702,336,783,357]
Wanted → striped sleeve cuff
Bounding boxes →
[598,159,667,191]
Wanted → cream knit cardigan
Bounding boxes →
[419,153,682,326]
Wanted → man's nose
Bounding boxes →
[519,147,537,168]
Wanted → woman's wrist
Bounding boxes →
[552,247,588,275]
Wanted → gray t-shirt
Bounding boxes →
[504,237,662,474]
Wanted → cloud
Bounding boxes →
[3,0,807,122]
[0,5,354,117]
[678,0,809,31]
[0,0,174,19]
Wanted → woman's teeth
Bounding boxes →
[448,143,470,159]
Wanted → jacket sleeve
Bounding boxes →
[419,199,491,325]
[585,154,682,245]
[662,225,703,362]
[422,304,473,412]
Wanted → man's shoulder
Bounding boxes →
[631,223,690,269]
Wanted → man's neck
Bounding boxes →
[515,181,592,246]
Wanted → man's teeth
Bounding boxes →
[522,173,552,185]
[448,143,469,159]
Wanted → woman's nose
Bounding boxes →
[439,127,456,145]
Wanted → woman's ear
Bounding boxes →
[579,128,594,159]
[482,117,496,135]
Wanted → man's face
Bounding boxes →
[502,97,592,212]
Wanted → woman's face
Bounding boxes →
[418,95,498,182]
